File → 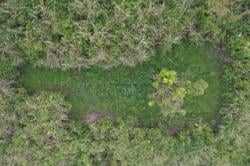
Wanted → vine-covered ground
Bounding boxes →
[20,43,225,125]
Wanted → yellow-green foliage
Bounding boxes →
[191,79,209,96]
[150,69,209,118]
[150,70,186,117]
[159,69,177,86]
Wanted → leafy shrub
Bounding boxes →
[191,79,209,96]
[149,69,208,117]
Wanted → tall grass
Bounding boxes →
[1,0,196,69]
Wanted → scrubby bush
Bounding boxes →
[0,91,77,165]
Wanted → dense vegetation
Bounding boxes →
[0,0,249,165]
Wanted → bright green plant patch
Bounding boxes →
[19,43,225,125]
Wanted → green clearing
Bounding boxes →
[19,43,225,125]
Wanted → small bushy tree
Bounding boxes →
[190,79,209,96]
[149,69,208,118]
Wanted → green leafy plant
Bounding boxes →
[191,79,209,96]
[149,69,208,118]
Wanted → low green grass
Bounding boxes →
[19,43,225,125]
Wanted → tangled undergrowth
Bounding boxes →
[0,0,249,165]
[1,0,223,69]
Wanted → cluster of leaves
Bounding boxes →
[149,69,208,118]
[189,79,209,96]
